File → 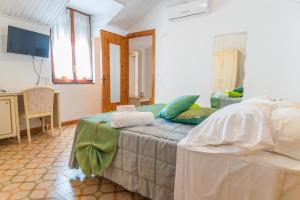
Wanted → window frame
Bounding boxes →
[51,8,93,84]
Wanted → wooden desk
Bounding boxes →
[0,93,19,142]
[0,91,61,143]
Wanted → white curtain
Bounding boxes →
[51,9,73,79]
[73,12,92,80]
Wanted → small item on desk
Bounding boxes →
[111,112,155,128]
[0,90,6,93]
[116,105,136,112]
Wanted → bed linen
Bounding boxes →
[69,104,194,200]
[175,97,300,200]
[174,145,300,200]
[184,100,274,150]
[101,119,194,200]
[270,107,300,161]
[111,111,155,128]
[71,112,119,176]
[69,104,164,176]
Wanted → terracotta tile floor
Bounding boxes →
[0,125,147,200]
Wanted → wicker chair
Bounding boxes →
[22,87,55,143]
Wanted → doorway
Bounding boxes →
[128,31,155,106]
[100,29,155,112]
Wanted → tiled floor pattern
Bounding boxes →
[0,125,147,200]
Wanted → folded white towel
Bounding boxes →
[116,105,136,112]
[111,112,155,128]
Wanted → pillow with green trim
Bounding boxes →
[159,95,199,119]
[172,107,217,125]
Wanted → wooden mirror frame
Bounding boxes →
[126,29,156,104]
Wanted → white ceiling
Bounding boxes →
[0,0,69,25]
[108,0,160,31]
[0,0,160,33]
[68,0,123,16]
[67,0,124,36]
[68,0,160,33]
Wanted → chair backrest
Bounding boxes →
[23,87,55,116]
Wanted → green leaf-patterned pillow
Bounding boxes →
[172,107,216,125]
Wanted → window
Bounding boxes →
[51,8,93,84]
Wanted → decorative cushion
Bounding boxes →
[228,91,243,98]
[233,85,244,93]
[190,103,202,109]
[159,95,199,119]
[172,107,216,125]
[270,108,300,161]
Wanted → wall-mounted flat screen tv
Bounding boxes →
[7,26,49,58]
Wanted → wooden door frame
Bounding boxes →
[100,29,156,112]
[100,30,129,112]
[126,29,156,104]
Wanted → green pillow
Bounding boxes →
[228,91,243,98]
[172,107,216,125]
[233,86,244,93]
[190,103,201,109]
[159,95,199,119]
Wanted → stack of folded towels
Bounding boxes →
[111,105,155,128]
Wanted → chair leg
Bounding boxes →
[25,118,31,144]
[58,121,62,135]
[50,115,54,137]
[41,117,45,133]
[16,132,21,144]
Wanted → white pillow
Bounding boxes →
[270,108,300,161]
[183,99,274,151]
[242,96,277,115]
[276,100,300,109]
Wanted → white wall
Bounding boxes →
[0,15,101,123]
[0,15,51,90]
[127,0,300,105]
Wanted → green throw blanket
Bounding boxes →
[75,104,166,176]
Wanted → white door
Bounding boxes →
[0,99,12,135]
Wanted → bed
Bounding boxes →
[69,102,300,200]
[175,97,300,200]
[69,104,195,200]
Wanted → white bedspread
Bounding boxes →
[174,145,300,200]
[175,98,300,200]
